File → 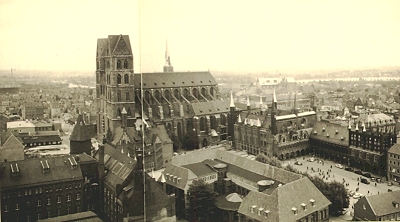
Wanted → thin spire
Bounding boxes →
[165,39,171,66]
[257,118,261,127]
[273,88,277,103]
[362,121,366,132]
[355,123,359,131]
[238,114,242,123]
[247,95,250,107]
[160,173,166,183]
[348,120,351,130]
[230,90,235,107]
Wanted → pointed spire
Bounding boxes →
[362,121,366,132]
[257,118,261,127]
[247,95,250,107]
[230,90,235,108]
[134,155,137,161]
[165,39,171,66]
[273,88,277,103]
[160,173,166,183]
[121,148,124,154]
[238,114,242,123]
[348,120,351,130]
[121,107,127,114]
[259,94,263,106]
[127,152,130,157]
[355,123,359,131]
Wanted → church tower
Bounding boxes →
[271,88,278,135]
[163,40,174,73]
[96,35,135,140]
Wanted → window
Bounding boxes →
[76,193,81,200]
[124,74,129,84]
[4,204,8,212]
[67,206,71,215]
[15,203,20,210]
[123,60,128,69]
[47,197,51,205]
[67,194,71,202]
[57,196,61,203]
[48,210,51,218]
[117,92,121,102]
[37,199,41,207]
[126,91,130,101]
[117,74,122,84]
[77,205,80,213]
[117,60,121,69]
[37,213,41,220]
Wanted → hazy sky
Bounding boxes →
[1,0,400,74]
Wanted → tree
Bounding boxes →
[168,131,181,152]
[186,180,218,222]
[182,130,199,150]
[307,175,349,216]
[255,153,282,168]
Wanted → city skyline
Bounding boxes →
[1,0,400,74]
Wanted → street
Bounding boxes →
[283,155,400,221]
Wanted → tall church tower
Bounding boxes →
[96,35,135,140]
[163,40,174,73]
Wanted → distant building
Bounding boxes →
[50,102,63,119]
[354,190,400,221]
[388,144,400,182]
[21,102,45,120]
[0,131,24,162]
[7,120,36,135]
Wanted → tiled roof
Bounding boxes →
[1,155,83,190]
[95,144,136,189]
[191,101,230,116]
[389,144,400,155]
[181,162,216,177]
[310,121,349,146]
[70,114,93,141]
[21,134,62,144]
[163,164,197,190]
[134,72,217,89]
[364,190,400,216]
[238,177,330,221]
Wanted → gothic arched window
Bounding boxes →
[126,91,130,101]
[117,74,122,85]
[124,74,129,84]
[123,60,128,69]
[117,60,121,69]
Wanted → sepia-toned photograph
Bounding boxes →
[1,0,400,221]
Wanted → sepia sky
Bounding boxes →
[0,0,400,74]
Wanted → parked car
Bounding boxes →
[308,157,315,162]
[361,178,370,184]
[345,167,354,172]
[294,161,303,166]
[353,193,364,199]
[370,177,375,182]
[335,164,344,169]
[354,170,363,175]
[362,172,372,178]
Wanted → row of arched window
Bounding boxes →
[106,74,130,85]
[97,60,129,70]
[106,90,130,102]
[116,60,129,69]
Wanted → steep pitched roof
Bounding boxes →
[191,100,230,116]
[134,72,217,89]
[70,114,92,141]
[238,177,330,221]
[364,190,400,216]
[310,121,349,146]
[1,155,83,190]
[389,144,400,155]
[181,162,216,177]
[163,164,197,190]
[1,133,24,149]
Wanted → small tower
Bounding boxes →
[70,113,92,155]
[163,40,174,73]
[271,88,278,135]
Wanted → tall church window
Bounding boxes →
[126,91,130,101]
[117,92,121,102]
[117,74,122,85]
[107,61,110,68]
[124,74,129,84]
[123,60,128,69]
[117,60,121,69]
[200,117,207,132]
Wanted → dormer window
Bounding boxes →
[258,208,264,216]
[341,137,344,140]
[11,163,20,177]
[393,201,399,208]
[292,207,297,215]
[326,133,329,137]
[314,131,317,135]
[301,203,307,211]
[264,210,270,218]
[310,199,316,207]
[322,127,325,132]
[250,205,257,213]
[335,129,339,134]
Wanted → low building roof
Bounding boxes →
[363,190,400,216]
[181,162,216,177]
[7,120,35,129]
[191,100,231,116]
